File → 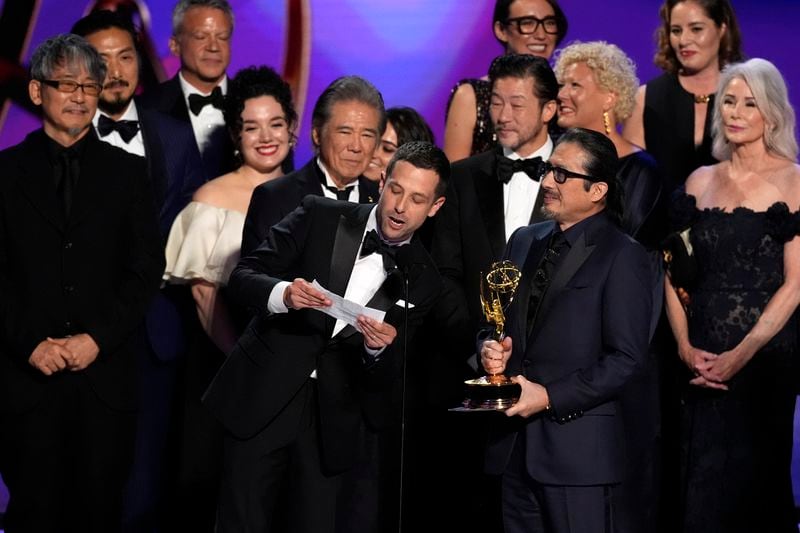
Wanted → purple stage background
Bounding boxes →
[1,0,799,515]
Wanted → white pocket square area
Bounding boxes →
[395,299,415,309]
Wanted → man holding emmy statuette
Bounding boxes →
[479,128,652,533]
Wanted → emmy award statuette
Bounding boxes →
[463,260,523,410]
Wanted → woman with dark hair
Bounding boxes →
[164,65,297,352]
[623,0,743,191]
[444,0,567,162]
[666,58,800,532]
[364,106,435,182]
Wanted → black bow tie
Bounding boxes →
[360,229,399,270]
[97,114,139,143]
[188,86,225,116]
[496,155,544,184]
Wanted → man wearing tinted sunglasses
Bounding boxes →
[480,128,653,533]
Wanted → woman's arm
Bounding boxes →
[191,279,238,355]
[698,236,800,382]
[443,82,478,163]
[622,85,647,149]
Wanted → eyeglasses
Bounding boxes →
[39,79,103,97]
[504,16,559,35]
[539,161,600,184]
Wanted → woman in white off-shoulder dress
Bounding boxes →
[164,66,297,353]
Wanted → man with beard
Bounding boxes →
[71,10,205,531]
[139,0,235,180]
[0,33,163,532]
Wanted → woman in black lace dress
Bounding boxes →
[665,58,800,533]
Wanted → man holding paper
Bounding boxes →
[203,141,447,532]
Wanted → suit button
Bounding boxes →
[64,285,75,293]
[522,358,531,367]
[65,321,72,329]
[64,242,73,250]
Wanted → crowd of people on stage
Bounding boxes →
[0,0,798,532]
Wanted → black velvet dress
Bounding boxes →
[672,192,800,533]
[446,78,496,157]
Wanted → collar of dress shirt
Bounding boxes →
[360,206,412,251]
[317,157,360,192]
[501,135,553,162]
[92,99,139,129]
[178,71,228,103]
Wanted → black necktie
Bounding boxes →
[526,231,570,335]
[188,86,225,116]
[497,155,544,184]
[360,229,398,271]
[54,148,79,217]
[326,185,355,201]
[97,114,139,143]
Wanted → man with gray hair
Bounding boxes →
[241,75,383,254]
[0,34,163,532]
[139,0,235,180]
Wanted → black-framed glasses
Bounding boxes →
[39,79,103,97]
[539,161,599,184]
[504,16,559,35]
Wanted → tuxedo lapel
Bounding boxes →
[510,224,552,356]
[138,110,168,212]
[16,131,66,231]
[529,188,547,224]
[357,177,378,204]
[474,153,506,259]
[530,231,597,340]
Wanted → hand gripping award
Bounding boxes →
[463,260,522,409]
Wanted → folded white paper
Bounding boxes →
[310,279,386,332]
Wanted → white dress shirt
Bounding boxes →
[93,101,145,157]
[318,158,360,203]
[179,72,227,155]
[502,136,553,241]
[267,206,409,376]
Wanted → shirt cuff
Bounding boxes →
[267,281,291,314]
[363,344,386,364]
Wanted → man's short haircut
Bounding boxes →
[71,9,138,45]
[310,75,387,147]
[172,0,234,36]
[488,53,559,104]
[30,33,107,84]
[555,127,623,225]
[385,141,450,197]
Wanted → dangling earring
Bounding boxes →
[603,111,611,136]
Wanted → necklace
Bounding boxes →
[694,93,712,104]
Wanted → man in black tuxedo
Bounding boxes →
[203,142,447,532]
[241,75,382,255]
[480,128,652,533]
[138,0,234,180]
[0,34,163,532]
[71,11,206,530]
[424,54,559,533]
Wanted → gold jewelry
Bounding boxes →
[694,93,711,104]
[603,111,611,136]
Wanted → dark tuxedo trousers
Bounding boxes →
[138,74,234,181]
[99,103,207,531]
[204,196,442,532]
[485,215,652,533]
[241,158,379,255]
[0,129,164,532]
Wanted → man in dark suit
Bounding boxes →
[241,75,382,255]
[480,128,652,533]
[71,11,206,531]
[0,34,163,532]
[203,142,447,532]
[138,0,234,180]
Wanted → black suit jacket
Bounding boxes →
[0,129,164,413]
[138,74,233,181]
[203,196,442,472]
[241,157,379,255]
[431,147,549,348]
[484,213,652,485]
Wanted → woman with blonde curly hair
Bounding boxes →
[555,41,666,245]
